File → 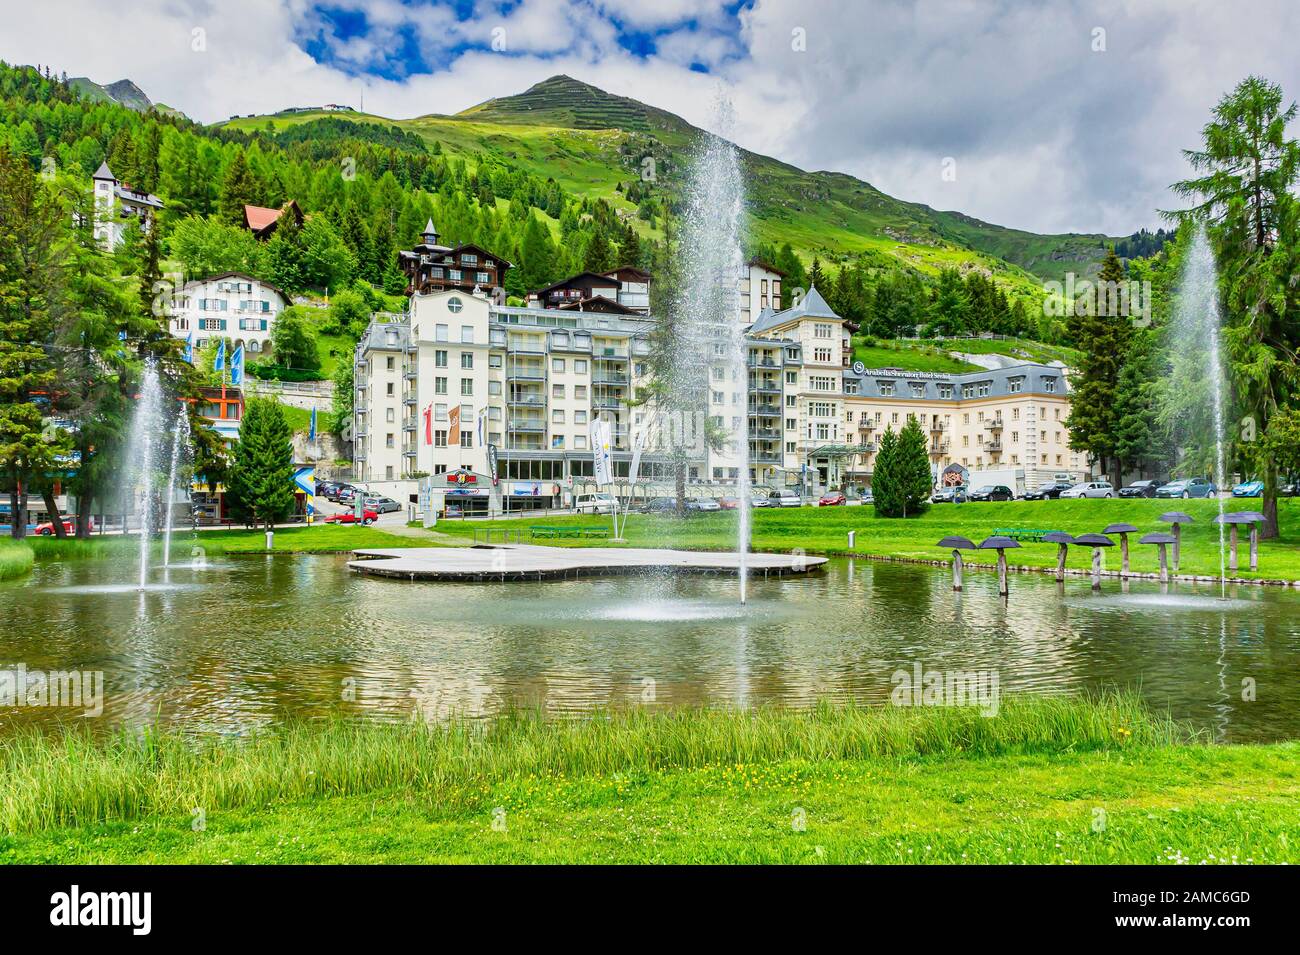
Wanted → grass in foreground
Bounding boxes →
[1,696,1297,864]
[428,498,1300,581]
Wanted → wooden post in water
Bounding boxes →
[1250,524,1259,572]
[1158,543,1169,582]
[1172,524,1181,572]
[1090,548,1102,589]
[997,549,1009,597]
[1056,544,1068,582]
[952,550,963,591]
[1228,524,1239,574]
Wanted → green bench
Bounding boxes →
[993,527,1063,543]
[530,525,610,540]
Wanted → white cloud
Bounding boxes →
[2,0,1298,235]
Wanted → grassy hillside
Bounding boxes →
[221,75,1118,299]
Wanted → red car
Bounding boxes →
[35,518,93,536]
[325,509,378,525]
[717,496,741,510]
[818,492,847,506]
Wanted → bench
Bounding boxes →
[993,527,1063,543]
[530,525,610,540]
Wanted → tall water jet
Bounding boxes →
[673,98,750,604]
[1170,223,1229,596]
[162,402,192,570]
[127,362,163,590]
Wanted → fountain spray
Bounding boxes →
[675,96,750,604]
[162,402,192,570]
[128,361,163,590]
[1174,224,1230,597]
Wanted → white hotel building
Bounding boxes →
[353,264,1078,507]
[168,272,290,357]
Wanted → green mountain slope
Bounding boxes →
[223,75,1117,295]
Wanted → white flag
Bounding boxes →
[590,417,613,487]
[628,426,649,485]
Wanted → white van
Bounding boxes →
[574,493,618,514]
[768,489,803,508]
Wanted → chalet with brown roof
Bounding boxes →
[398,219,511,297]
[243,200,304,240]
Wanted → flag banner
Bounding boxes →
[476,408,487,448]
[423,403,433,446]
[293,466,315,523]
[487,444,499,486]
[448,406,461,446]
[629,427,649,485]
[308,406,317,442]
[183,332,193,364]
[229,344,244,387]
[214,340,225,372]
[591,417,613,486]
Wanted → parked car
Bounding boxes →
[686,497,721,513]
[931,486,968,504]
[35,517,94,536]
[1232,480,1264,498]
[1282,481,1299,497]
[336,486,362,503]
[1156,477,1215,499]
[1023,481,1074,501]
[574,493,618,514]
[1061,480,1115,499]
[818,491,847,506]
[361,495,402,513]
[768,489,803,507]
[317,481,348,500]
[717,496,741,510]
[641,497,676,514]
[860,488,874,505]
[750,492,770,508]
[325,509,378,525]
[969,485,1013,502]
[1118,480,1161,499]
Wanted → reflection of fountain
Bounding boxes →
[1171,224,1229,595]
[672,99,750,604]
[162,403,192,571]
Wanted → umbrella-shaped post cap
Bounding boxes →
[1139,531,1177,545]
[1159,511,1194,524]
[1213,512,1258,525]
[1072,533,1115,547]
[936,535,977,549]
[1237,511,1267,523]
[1102,522,1140,535]
[1042,531,1075,544]
[978,535,1022,550]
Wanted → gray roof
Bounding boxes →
[748,285,839,335]
[356,320,410,355]
[842,362,1067,401]
[93,160,114,180]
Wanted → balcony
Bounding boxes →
[750,404,780,417]
[403,449,416,458]
[509,420,546,433]
[508,394,544,406]
[750,451,783,464]
[403,422,416,432]
[983,418,1004,431]
[749,427,781,439]
[506,366,545,381]
[592,373,628,384]
[930,420,946,433]
[403,396,417,406]
[404,370,417,380]
[750,381,781,394]
[930,441,950,454]
[593,397,623,410]
[985,440,1004,453]
[747,357,779,368]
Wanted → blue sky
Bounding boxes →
[5,0,1300,235]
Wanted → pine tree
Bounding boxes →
[225,397,296,530]
[871,427,898,516]
[1064,248,1129,487]
[217,149,260,225]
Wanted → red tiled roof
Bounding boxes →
[244,204,283,232]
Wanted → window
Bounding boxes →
[488,380,502,396]
[553,384,565,399]
[386,357,395,370]
[938,384,953,399]
[461,253,478,265]
[552,409,565,424]
[461,352,473,369]
[477,272,490,284]
[1008,377,1024,394]
[461,378,473,396]
[461,431,473,448]
[553,358,565,373]
[814,348,832,363]
[435,377,447,395]
[1044,377,1057,393]
[814,323,833,339]
[385,383,394,396]
[461,326,474,344]
[910,383,925,398]
[385,433,394,448]
[385,408,395,423]
[575,385,587,400]
[447,297,463,313]
[551,435,565,449]
[574,410,588,425]
[575,359,588,374]
[434,430,447,448]
[435,324,448,342]
[435,350,447,368]
[575,435,587,450]
[878,381,895,397]
[844,380,859,395]
[489,354,502,368]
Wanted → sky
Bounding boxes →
[3,0,1299,237]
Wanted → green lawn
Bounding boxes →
[27,523,409,561]
[426,498,1300,582]
[2,697,1296,864]
[851,340,981,372]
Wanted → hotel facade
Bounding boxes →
[353,263,1081,506]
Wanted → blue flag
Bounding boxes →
[214,340,225,372]
[309,406,317,442]
[183,332,193,363]
[230,344,244,387]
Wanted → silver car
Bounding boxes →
[1060,481,1114,499]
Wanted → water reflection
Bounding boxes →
[1,555,1298,741]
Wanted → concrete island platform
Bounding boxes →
[348,544,828,582]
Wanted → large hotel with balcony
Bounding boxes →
[352,229,1080,508]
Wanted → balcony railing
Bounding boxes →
[983,418,1004,431]
[985,440,1003,452]
[930,420,946,432]
[750,404,780,416]
[592,373,628,384]
[593,397,623,410]
[930,441,950,454]
[507,394,544,406]
[506,367,545,381]
[749,427,780,439]
[509,420,546,433]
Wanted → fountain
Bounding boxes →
[671,98,751,603]
[162,401,192,570]
[125,361,163,590]
[1170,223,1230,595]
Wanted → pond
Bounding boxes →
[2,553,1298,742]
